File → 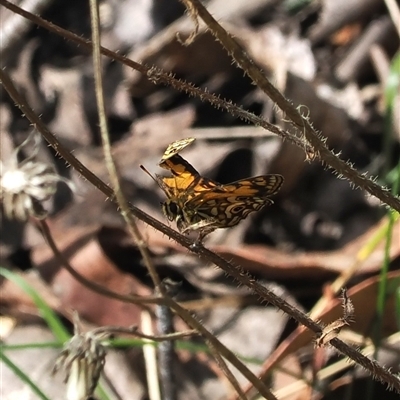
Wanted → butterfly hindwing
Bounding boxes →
[185,175,283,229]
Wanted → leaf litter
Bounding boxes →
[1,0,399,399]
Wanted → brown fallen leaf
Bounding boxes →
[51,231,151,327]
[210,216,400,279]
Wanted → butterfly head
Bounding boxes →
[162,199,187,231]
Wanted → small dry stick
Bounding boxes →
[0,68,278,399]
[180,0,400,213]
[2,0,399,213]
[88,0,162,290]
[315,288,355,347]
[1,10,400,393]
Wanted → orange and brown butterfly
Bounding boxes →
[140,138,284,243]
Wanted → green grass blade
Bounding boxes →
[396,284,400,330]
[0,350,51,400]
[385,52,400,109]
[0,267,70,343]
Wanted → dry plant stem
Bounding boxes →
[2,0,400,212]
[89,4,176,398]
[0,0,312,154]
[0,70,277,400]
[38,220,162,306]
[142,310,162,400]
[156,304,177,400]
[98,326,197,342]
[163,296,279,400]
[90,324,197,341]
[88,0,161,290]
[206,340,247,400]
[181,0,400,213]
[1,68,399,395]
[384,0,400,36]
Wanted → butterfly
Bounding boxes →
[140,138,284,243]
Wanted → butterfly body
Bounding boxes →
[141,138,284,242]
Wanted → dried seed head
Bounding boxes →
[0,132,72,221]
[53,314,108,400]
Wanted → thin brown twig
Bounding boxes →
[0,1,313,160]
[181,0,400,213]
[206,340,248,400]
[91,325,198,342]
[0,67,279,398]
[2,67,399,393]
[88,0,161,290]
[2,0,399,211]
[89,4,180,398]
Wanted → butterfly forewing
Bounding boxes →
[160,155,199,187]
[159,137,196,164]
[159,154,219,199]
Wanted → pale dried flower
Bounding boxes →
[0,132,71,220]
[53,314,108,400]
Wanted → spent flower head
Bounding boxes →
[53,314,109,400]
[0,132,72,220]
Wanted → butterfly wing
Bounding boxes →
[159,137,195,163]
[160,154,199,178]
[148,137,284,239]
[185,175,284,228]
[160,154,220,196]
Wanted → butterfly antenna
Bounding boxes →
[140,164,170,196]
[140,164,159,184]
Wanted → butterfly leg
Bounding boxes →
[190,233,205,249]
[190,228,215,248]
